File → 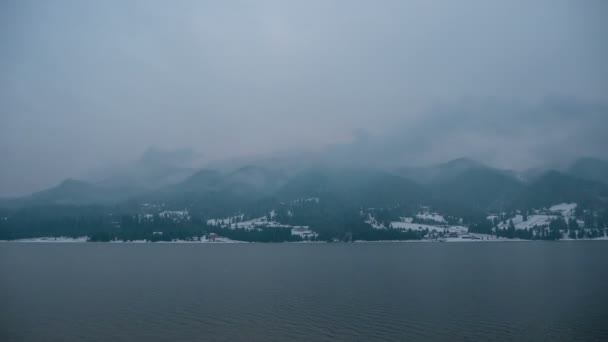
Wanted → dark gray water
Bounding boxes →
[1,242,607,342]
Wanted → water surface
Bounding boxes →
[1,242,607,341]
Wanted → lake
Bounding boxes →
[1,241,607,341]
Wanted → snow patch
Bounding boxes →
[365,214,386,229]
[390,221,467,233]
[415,213,446,223]
[207,215,314,237]
[6,236,89,243]
[549,203,577,217]
[291,227,318,239]
[159,210,190,221]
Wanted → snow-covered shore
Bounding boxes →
[2,237,608,243]
[0,237,89,243]
[0,236,247,243]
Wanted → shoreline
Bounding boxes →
[1,237,607,244]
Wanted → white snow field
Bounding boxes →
[494,203,579,230]
[207,211,318,239]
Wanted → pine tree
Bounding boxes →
[568,218,579,231]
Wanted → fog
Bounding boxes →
[1,0,607,196]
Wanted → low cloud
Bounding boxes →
[1,0,606,195]
[317,96,608,170]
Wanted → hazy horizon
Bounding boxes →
[2,0,607,196]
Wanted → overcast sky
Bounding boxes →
[1,0,607,196]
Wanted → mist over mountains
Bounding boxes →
[3,148,607,214]
[4,95,606,198]
[2,144,607,243]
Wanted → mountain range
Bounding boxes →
[3,156,607,214]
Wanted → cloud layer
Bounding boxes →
[1,0,607,195]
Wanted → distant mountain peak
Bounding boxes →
[231,165,269,175]
[441,157,484,169]
[184,169,221,182]
[567,157,608,185]
[139,146,200,167]
[570,157,608,168]
[57,178,90,188]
